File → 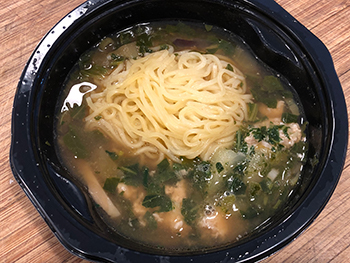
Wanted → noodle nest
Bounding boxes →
[85,48,253,163]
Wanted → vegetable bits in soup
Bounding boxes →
[56,21,308,250]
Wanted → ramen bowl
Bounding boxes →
[10,0,348,262]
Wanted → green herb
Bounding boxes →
[251,126,267,142]
[267,125,281,145]
[89,130,106,143]
[235,129,248,153]
[103,177,120,193]
[249,124,284,146]
[190,161,211,196]
[217,39,236,56]
[227,176,246,195]
[142,194,173,212]
[226,64,234,71]
[310,154,319,167]
[262,75,284,92]
[181,198,199,226]
[248,75,291,108]
[249,181,262,198]
[219,195,236,214]
[248,103,258,122]
[111,53,125,62]
[216,162,224,173]
[282,112,299,123]
[155,159,177,184]
[282,126,290,139]
[94,115,102,120]
[136,33,153,55]
[119,31,133,45]
[105,150,118,161]
[119,163,143,186]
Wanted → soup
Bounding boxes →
[55,21,308,251]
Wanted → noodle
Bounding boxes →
[84,48,253,163]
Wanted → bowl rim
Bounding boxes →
[10,0,348,262]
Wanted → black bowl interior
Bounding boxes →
[10,0,348,262]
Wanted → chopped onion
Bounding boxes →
[267,168,279,181]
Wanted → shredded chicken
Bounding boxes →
[164,179,188,204]
[279,123,302,147]
[154,179,190,236]
[198,208,230,239]
[117,183,148,225]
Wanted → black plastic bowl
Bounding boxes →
[10,0,348,262]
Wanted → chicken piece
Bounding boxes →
[153,179,191,237]
[153,205,191,237]
[198,206,231,239]
[164,179,188,204]
[117,183,148,224]
[279,123,302,147]
[258,100,285,119]
[245,133,272,151]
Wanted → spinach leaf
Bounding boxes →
[248,75,291,108]
[190,161,211,196]
[62,126,88,159]
[267,125,282,145]
[235,129,248,153]
[181,198,199,226]
[226,64,234,71]
[250,126,267,142]
[217,39,236,56]
[227,176,246,195]
[155,159,177,184]
[142,194,173,212]
[262,75,284,92]
[248,103,258,122]
[119,163,143,186]
[226,163,247,195]
[282,112,299,123]
[216,162,224,173]
[103,177,120,193]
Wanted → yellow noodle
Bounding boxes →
[85,49,253,163]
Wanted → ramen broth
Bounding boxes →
[56,21,308,251]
